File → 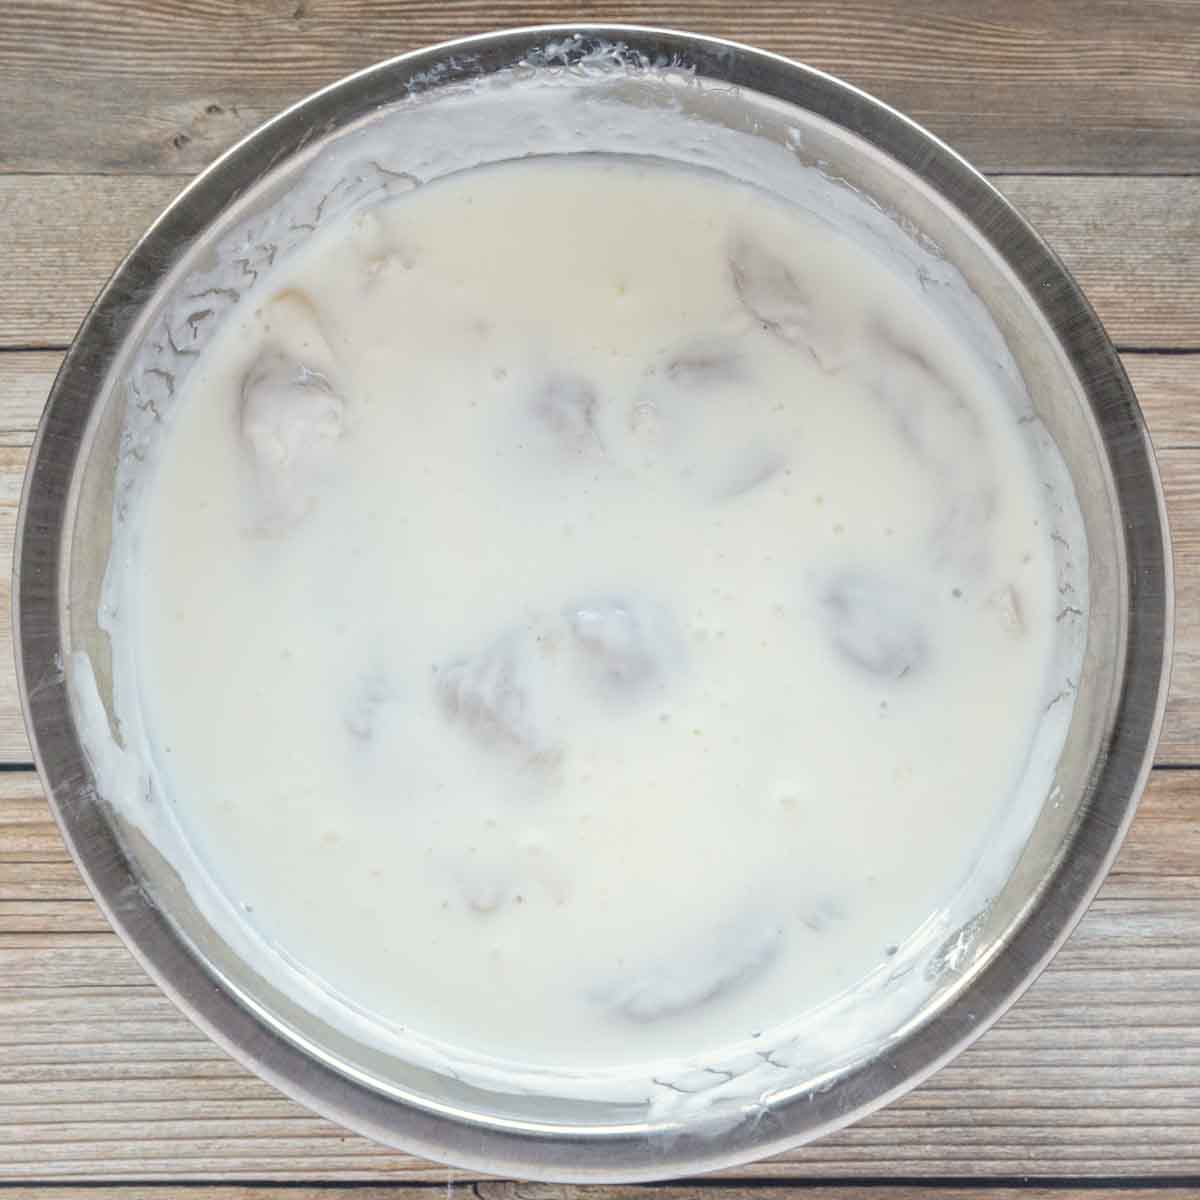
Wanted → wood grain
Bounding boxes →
[0,768,1196,1179]
[4,175,1198,351]
[1161,455,1200,763]
[3,0,1198,1189]
[0,353,58,447]
[0,177,180,350]
[3,0,1199,176]
[0,1190,1198,1200]
[487,1190,1200,1200]
[995,177,1200,350]
[1126,354,1200,448]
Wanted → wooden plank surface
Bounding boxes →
[2,0,1199,176]
[0,769,1197,1180]
[0,1190,1198,1200]
[491,1191,1200,1200]
[2,1190,1198,1200]
[3,0,1199,1189]
[4,175,1200,350]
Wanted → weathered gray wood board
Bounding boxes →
[2,0,1197,1189]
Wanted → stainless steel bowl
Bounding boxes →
[14,25,1172,1181]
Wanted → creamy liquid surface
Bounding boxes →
[133,157,1061,1073]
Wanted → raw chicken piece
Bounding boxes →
[238,349,346,533]
[567,596,681,697]
[821,569,928,680]
[435,629,560,764]
[868,320,982,463]
[632,339,785,500]
[866,319,998,577]
[599,913,781,1022]
[663,339,745,387]
[530,372,603,458]
[729,233,843,369]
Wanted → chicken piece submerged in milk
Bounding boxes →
[729,231,846,370]
[567,596,681,697]
[821,569,928,681]
[632,338,788,500]
[600,911,783,1022]
[530,372,604,459]
[132,156,1070,1075]
[237,285,350,533]
[436,596,682,763]
[436,627,562,764]
[238,350,347,532]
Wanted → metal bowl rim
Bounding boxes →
[13,22,1174,1182]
